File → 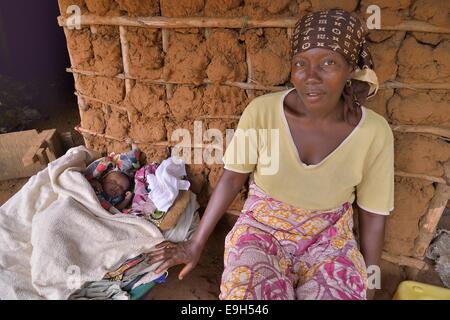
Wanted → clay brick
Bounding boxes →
[398,36,450,83]
[364,89,394,120]
[411,0,450,27]
[160,0,204,17]
[84,135,107,154]
[77,75,125,104]
[309,0,359,12]
[80,104,106,133]
[115,0,160,16]
[167,86,204,120]
[105,110,129,139]
[58,0,87,16]
[125,82,167,118]
[369,32,405,83]
[162,32,209,84]
[139,145,170,163]
[384,177,434,256]
[245,28,290,86]
[203,85,248,116]
[388,89,450,127]
[129,115,166,143]
[394,133,450,177]
[205,29,247,83]
[106,140,130,154]
[85,0,120,15]
[126,27,163,79]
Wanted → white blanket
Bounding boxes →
[0,146,165,299]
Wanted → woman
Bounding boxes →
[148,9,394,300]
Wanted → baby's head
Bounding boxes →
[101,171,130,198]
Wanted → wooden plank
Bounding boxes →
[0,130,45,181]
[381,251,428,270]
[413,183,450,258]
[21,130,52,167]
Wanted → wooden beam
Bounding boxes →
[67,68,450,92]
[391,124,450,140]
[57,15,450,34]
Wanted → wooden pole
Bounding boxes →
[75,126,169,147]
[391,124,450,140]
[119,27,132,94]
[381,81,450,91]
[413,183,450,258]
[67,68,450,92]
[161,29,174,99]
[75,92,129,113]
[57,15,450,34]
[395,170,447,184]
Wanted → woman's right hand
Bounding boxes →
[147,240,204,280]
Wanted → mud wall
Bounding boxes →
[58,0,450,259]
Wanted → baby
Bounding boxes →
[85,146,141,213]
[90,171,133,211]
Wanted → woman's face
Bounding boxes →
[290,48,353,110]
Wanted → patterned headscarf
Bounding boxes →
[292,9,379,113]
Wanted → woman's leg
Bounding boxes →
[220,223,295,300]
[295,239,368,300]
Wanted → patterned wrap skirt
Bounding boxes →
[220,182,368,300]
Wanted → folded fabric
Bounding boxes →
[146,157,190,212]
[131,163,159,216]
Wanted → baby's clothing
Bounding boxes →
[85,147,141,213]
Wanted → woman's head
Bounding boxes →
[290,9,378,121]
[291,47,353,111]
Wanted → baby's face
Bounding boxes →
[102,172,130,198]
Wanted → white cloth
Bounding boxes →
[146,157,190,212]
[0,146,165,300]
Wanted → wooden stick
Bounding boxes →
[161,29,174,100]
[246,46,255,99]
[391,124,450,140]
[75,126,169,147]
[413,183,450,258]
[118,26,133,124]
[119,26,132,97]
[381,81,450,90]
[381,251,428,270]
[395,170,446,184]
[57,15,450,34]
[198,115,240,120]
[67,68,450,92]
[75,92,129,113]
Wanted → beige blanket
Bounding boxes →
[0,146,165,299]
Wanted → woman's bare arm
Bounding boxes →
[149,169,249,279]
[358,207,386,299]
[190,169,249,248]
